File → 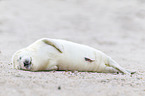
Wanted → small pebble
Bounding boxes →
[58,86,61,90]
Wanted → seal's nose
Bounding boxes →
[24,60,30,68]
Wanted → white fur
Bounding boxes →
[12,38,133,74]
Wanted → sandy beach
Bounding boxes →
[0,0,145,96]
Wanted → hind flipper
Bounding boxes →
[127,70,136,74]
[107,58,131,75]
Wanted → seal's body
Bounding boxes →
[12,38,133,74]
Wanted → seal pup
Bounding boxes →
[12,38,134,75]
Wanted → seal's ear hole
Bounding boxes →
[42,39,63,53]
[19,57,22,60]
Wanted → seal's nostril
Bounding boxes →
[24,60,30,67]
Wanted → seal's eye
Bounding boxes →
[17,56,22,62]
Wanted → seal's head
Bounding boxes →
[12,38,64,71]
[12,49,33,71]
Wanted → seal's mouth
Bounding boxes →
[19,64,32,71]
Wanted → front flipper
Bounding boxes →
[46,66,58,71]
[84,57,95,63]
[46,60,58,71]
